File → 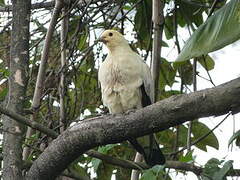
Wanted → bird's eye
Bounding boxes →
[109,32,113,36]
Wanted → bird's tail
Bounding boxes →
[128,134,165,166]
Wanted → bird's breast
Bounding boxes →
[100,57,142,93]
[104,63,125,89]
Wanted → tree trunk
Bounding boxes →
[2,0,31,179]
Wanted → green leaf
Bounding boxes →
[228,129,240,147]
[177,125,188,147]
[78,31,88,51]
[212,160,233,180]
[134,0,152,50]
[123,4,132,11]
[91,158,101,172]
[141,165,169,180]
[140,170,156,180]
[179,0,204,27]
[156,129,175,148]
[0,86,8,101]
[202,158,221,179]
[159,58,176,91]
[96,162,114,180]
[91,144,118,172]
[69,162,90,179]
[161,40,169,47]
[197,55,215,71]
[164,15,174,40]
[176,0,240,61]
[179,151,194,163]
[173,61,193,85]
[98,144,118,154]
[236,135,240,147]
[191,121,219,151]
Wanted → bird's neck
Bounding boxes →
[108,44,132,55]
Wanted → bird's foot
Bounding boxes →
[125,109,136,115]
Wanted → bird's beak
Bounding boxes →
[96,36,107,44]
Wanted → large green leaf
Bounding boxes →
[212,160,233,180]
[191,121,219,151]
[176,0,240,61]
[202,158,221,180]
[202,159,233,180]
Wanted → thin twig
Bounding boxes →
[170,112,231,156]
[208,0,219,17]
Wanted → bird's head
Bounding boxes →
[98,30,129,51]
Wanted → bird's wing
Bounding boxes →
[98,57,113,108]
[132,55,166,166]
[98,56,110,90]
[98,59,105,87]
[138,55,154,105]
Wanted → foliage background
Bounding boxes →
[0,0,240,179]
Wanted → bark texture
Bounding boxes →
[26,77,240,180]
[2,0,31,179]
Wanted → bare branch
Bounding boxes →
[87,150,202,175]
[0,106,58,138]
[0,1,55,12]
[23,0,64,160]
[0,0,105,12]
[59,6,69,132]
[151,0,164,101]
[208,0,220,17]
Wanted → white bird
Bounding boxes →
[98,29,165,166]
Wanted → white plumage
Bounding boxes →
[98,29,165,166]
[98,30,154,113]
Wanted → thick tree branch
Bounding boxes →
[0,106,204,178]
[24,77,240,179]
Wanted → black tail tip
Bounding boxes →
[145,149,166,166]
